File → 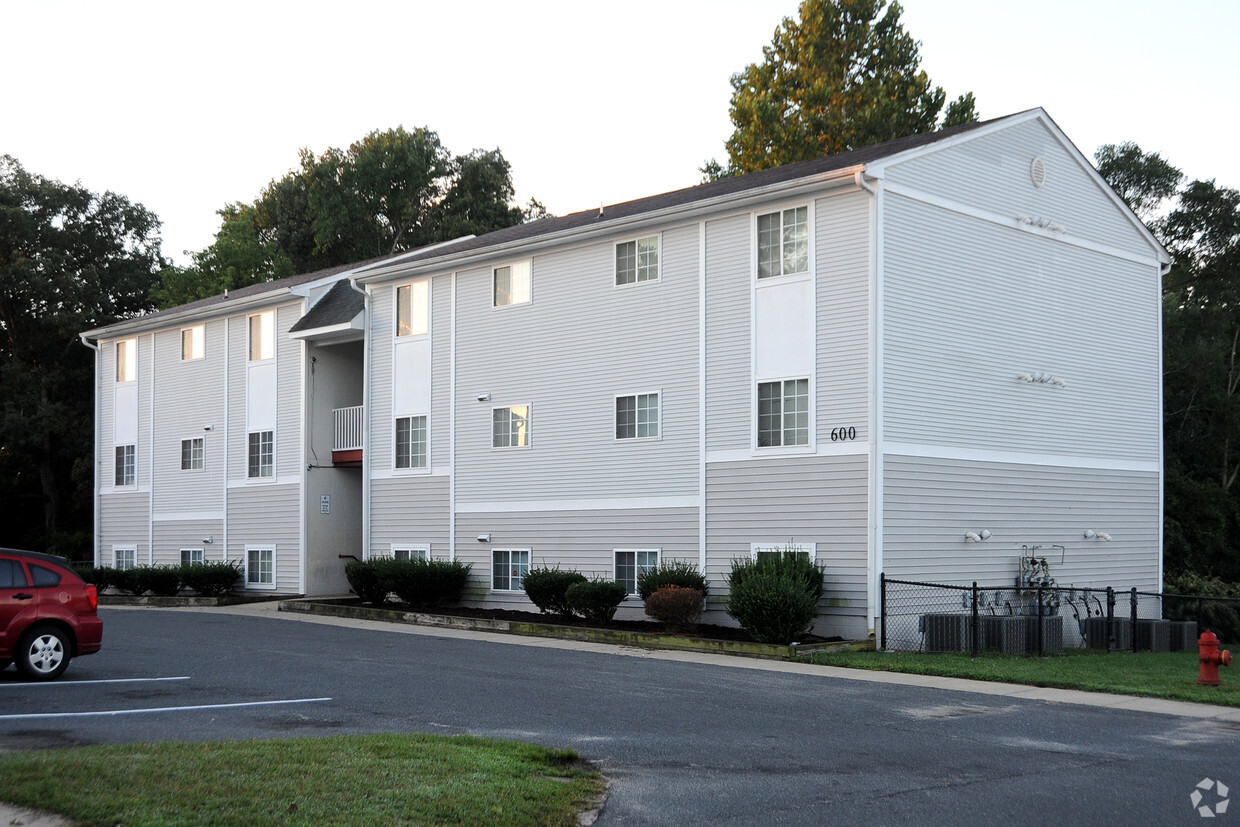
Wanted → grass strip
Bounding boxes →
[808,647,1240,706]
[0,733,603,826]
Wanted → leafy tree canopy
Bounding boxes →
[1094,142,1183,222]
[709,0,976,178]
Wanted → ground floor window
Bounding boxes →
[246,546,275,588]
[615,549,660,594]
[392,544,429,561]
[492,549,530,591]
[113,547,136,570]
[180,548,205,565]
[751,542,816,563]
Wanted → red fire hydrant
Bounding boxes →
[1198,629,1232,686]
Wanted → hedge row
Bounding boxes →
[345,558,472,609]
[76,562,242,597]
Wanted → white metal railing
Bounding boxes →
[333,406,364,451]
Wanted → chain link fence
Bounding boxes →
[881,574,1240,655]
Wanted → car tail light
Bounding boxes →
[86,584,98,612]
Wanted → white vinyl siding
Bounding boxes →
[395,415,428,469]
[615,393,659,440]
[492,406,530,449]
[615,548,659,594]
[757,206,808,279]
[493,260,532,307]
[616,235,659,285]
[180,437,204,471]
[181,325,204,360]
[492,548,530,591]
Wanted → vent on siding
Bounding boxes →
[1030,156,1046,189]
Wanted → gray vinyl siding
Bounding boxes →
[452,226,700,503]
[227,483,301,593]
[152,521,225,565]
[882,195,1160,461]
[227,315,247,479]
[816,190,870,442]
[98,344,114,494]
[882,455,1160,589]
[99,492,149,560]
[704,213,751,454]
[369,475,450,558]
[276,304,303,478]
[369,285,394,469]
[431,275,452,470]
[880,117,1155,261]
[705,455,870,637]
[136,333,152,489]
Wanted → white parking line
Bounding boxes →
[0,676,191,688]
[0,697,332,721]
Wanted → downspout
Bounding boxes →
[147,332,155,564]
[78,334,101,566]
[856,168,882,640]
[348,278,372,562]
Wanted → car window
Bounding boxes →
[0,558,29,588]
[29,563,62,587]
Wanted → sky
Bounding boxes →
[3,0,1237,266]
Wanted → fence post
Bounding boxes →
[971,582,980,658]
[1106,587,1116,654]
[880,572,887,652]
[1130,587,1139,654]
[1037,587,1045,656]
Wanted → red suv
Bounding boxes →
[0,548,103,680]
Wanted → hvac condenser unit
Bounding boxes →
[981,616,1028,654]
[1083,616,1132,650]
[921,613,973,653]
[1135,619,1172,652]
[1168,621,1198,651]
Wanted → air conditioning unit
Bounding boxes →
[1168,621,1198,652]
[981,616,1028,654]
[1021,615,1064,654]
[1135,619,1171,652]
[921,613,972,653]
[1083,616,1132,650]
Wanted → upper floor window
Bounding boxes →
[757,206,808,279]
[396,281,429,337]
[249,311,274,361]
[181,437,204,471]
[247,430,273,478]
[116,339,136,382]
[181,325,205,360]
[757,378,809,447]
[616,236,659,285]
[492,405,530,448]
[616,393,660,440]
[115,444,136,486]
[395,415,428,469]
[494,260,532,307]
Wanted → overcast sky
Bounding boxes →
[4,0,1237,266]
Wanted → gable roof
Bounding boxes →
[288,279,365,334]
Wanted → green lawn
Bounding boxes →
[0,733,603,826]
[808,647,1240,706]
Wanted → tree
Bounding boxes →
[1094,142,1183,222]
[716,0,976,176]
[0,156,163,553]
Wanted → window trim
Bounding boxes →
[390,544,430,561]
[180,437,204,471]
[180,548,205,565]
[394,414,429,471]
[755,377,812,451]
[491,404,531,449]
[614,548,661,596]
[492,259,533,308]
[754,204,811,281]
[491,548,531,592]
[114,444,136,487]
[247,430,274,479]
[614,234,661,287]
[248,310,275,362]
[395,280,430,338]
[750,542,817,563]
[244,545,276,590]
[181,325,205,361]
[113,546,137,571]
[116,338,136,383]
[614,391,662,442]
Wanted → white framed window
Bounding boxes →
[616,235,659,285]
[180,548,205,565]
[247,430,274,478]
[492,549,530,591]
[248,310,274,361]
[751,542,816,563]
[395,415,428,469]
[181,437,204,471]
[396,281,429,337]
[116,338,136,383]
[113,546,136,570]
[492,405,530,448]
[181,325,205,360]
[757,378,809,447]
[615,549,660,595]
[246,546,275,588]
[391,544,430,561]
[114,444,136,486]
[493,260,532,307]
[757,206,809,279]
[616,392,660,440]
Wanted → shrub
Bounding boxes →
[75,564,111,590]
[108,567,144,595]
[636,560,708,600]
[386,559,473,609]
[565,579,628,625]
[1163,571,1240,643]
[132,565,183,596]
[644,585,704,628]
[345,559,391,605]
[725,552,825,644]
[179,561,242,596]
[523,567,587,616]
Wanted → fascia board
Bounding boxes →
[81,289,294,342]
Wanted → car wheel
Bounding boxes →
[16,626,72,681]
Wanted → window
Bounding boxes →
[247,431,274,478]
[392,545,429,561]
[757,206,809,279]
[757,379,809,447]
[114,547,136,570]
[752,542,816,563]
[249,310,274,361]
[492,549,529,591]
[395,415,428,469]
[616,236,659,285]
[180,548,205,565]
[30,564,61,587]
[493,260,532,307]
[114,444,136,486]
[246,547,274,587]
[181,325,204,360]
[181,437,204,471]
[615,549,660,595]
[116,339,136,382]
[616,393,660,440]
[0,558,28,588]
[396,281,429,337]
[492,405,530,448]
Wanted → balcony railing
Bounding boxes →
[333,406,364,452]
